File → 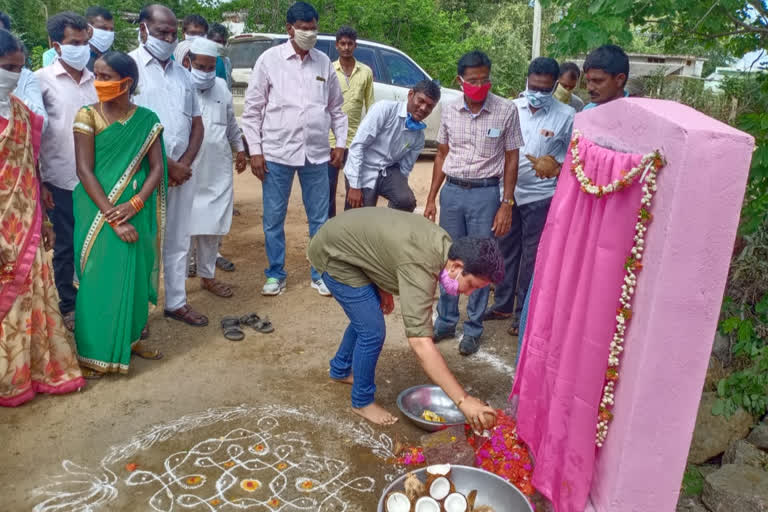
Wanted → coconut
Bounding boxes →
[413,496,441,512]
[466,490,477,510]
[404,472,426,502]
[428,476,454,501]
[425,463,452,477]
[443,492,468,512]
[384,491,411,512]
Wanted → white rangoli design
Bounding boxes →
[32,405,403,511]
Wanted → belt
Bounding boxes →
[445,176,500,188]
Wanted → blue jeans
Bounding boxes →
[263,160,329,281]
[488,197,552,326]
[435,182,500,338]
[517,274,533,366]
[324,272,386,408]
[46,183,76,315]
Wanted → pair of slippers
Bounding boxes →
[221,313,274,341]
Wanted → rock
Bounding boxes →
[747,423,768,451]
[676,496,707,512]
[420,426,476,467]
[711,332,731,366]
[702,464,768,512]
[687,392,754,464]
[697,465,719,479]
[723,440,768,468]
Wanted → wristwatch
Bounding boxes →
[502,198,515,206]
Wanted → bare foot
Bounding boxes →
[331,374,353,385]
[352,403,399,425]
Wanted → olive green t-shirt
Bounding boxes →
[308,208,452,338]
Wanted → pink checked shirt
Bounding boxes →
[241,41,348,167]
[437,93,524,179]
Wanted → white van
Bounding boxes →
[228,33,462,147]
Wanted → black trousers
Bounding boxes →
[327,149,349,219]
[344,165,417,213]
[45,183,77,315]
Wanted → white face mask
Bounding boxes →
[292,28,317,51]
[141,23,177,62]
[89,26,115,53]
[0,68,20,99]
[189,68,216,90]
[57,44,91,71]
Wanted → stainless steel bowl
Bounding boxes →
[377,465,534,512]
[397,384,466,432]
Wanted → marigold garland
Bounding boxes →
[569,131,665,447]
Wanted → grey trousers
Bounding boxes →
[344,165,416,212]
[487,196,552,327]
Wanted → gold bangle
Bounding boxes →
[456,393,469,408]
[43,219,53,228]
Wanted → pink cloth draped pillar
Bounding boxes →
[511,137,644,512]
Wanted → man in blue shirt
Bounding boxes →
[582,44,629,111]
[343,79,440,212]
[485,57,574,335]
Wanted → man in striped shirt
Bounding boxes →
[424,50,524,356]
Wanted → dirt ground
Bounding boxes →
[1,157,519,511]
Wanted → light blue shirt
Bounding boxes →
[512,97,574,206]
[344,100,425,190]
[42,48,57,67]
[13,68,48,132]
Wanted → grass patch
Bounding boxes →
[681,465,705,497]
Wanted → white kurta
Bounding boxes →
[190,78,244,236]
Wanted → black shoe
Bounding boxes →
[433,330,455,343]
[459,335,481,355]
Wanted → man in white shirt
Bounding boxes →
[36,12,97,331]
[129,4,206,327]
[178,38,246,300]
[242,1,347,298]
[485,57,575,335]
[344,79,440,212]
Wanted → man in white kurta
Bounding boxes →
[181,38,246,298]
[129,5,207,327]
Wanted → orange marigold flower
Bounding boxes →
[186,476,203,485]
[125,463,138,472]
[240,479,260,492]
[223,461,235,468]
[210,499,221,506]
[253,443,265,452]
[268,498,280,508]
[276,463,288,470]
[300,480,314,490]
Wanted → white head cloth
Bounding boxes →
[173,39,193,63]
[190,38,219,58]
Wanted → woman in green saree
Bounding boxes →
[73,51,167,378]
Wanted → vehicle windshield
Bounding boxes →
[229,40,275,69]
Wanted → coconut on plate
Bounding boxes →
[413,496,441,512]
[384,491,411,512]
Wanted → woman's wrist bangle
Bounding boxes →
[43,219,53,228]
[456,393,469,408]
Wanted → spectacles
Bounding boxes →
[460,76,491,86]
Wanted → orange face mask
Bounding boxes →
[93,77,131,103]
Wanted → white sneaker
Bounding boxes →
[262,278,286,296]
[311,279,331,297]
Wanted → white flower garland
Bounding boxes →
[568,131,666,447]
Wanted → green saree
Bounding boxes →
[73,106,167,373]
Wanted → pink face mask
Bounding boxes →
[461,80,492,103]
[439,269,460,296]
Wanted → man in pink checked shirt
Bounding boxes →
[241,1,348,298]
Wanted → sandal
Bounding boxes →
[131,341,164,360]
[80,367,103,380]
[62,311,75,332]
[216,256,236,272]
[221,316,245,341]
[240,313,275,334]
[507,325,520,337]
[164,304,209,327]
[484,310,513,321]
[202,278,234,298]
